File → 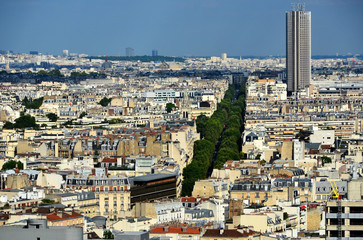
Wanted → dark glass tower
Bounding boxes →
[286,3,311,93]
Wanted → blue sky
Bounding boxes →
[0,0,362,56]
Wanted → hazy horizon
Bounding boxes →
[1,0,362,57]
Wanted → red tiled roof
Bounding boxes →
[46,212,83,222]
[102,157,117,163]
[181,197,197,202]
[150,227,200,234]
[202,229,256,238]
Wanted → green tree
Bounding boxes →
[13,115,39,129]
[3,121,14,129]
[103,230,114,239]
[283,212,289,220]
[321,156,332,166]
[22,97,43,109]
[2,160,24,170]
[166,103,177,113]
[99,97,112,107]
[79,112,87,118]
[46,113,59,122]
[41,198,55,204]
[196,114,209,138]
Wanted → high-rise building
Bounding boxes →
[221,53,227,60]
[126,47,135,57]
[286,3,311,93]
[62,49,69,57]
[152,49,158,57]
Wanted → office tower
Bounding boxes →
[221,53,227,60]
[286,3,311,93]
[152,49,158,57]
[125,47,135,57]
[62,49,69,57]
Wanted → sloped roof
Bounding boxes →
[46,212,83,222]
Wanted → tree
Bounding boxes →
[103,230,114,239]
[3,121,14,129]
[283,212,289,220]
[22,97,43,109]
[166,103,177,113]
[99,97,112,107]
[41,198,55,204]
[13,115,39,129]
[46,113,59,122]
[321,156,332,166]
[79,112,87,118]
[2,160,24,170]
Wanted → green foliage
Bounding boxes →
[62,119,75,126]
[166,103,177,113]
[99,97,112,107]
[2,160,24,170]
[321,156,332,166]
[37,69,62,76]
[3,121,14,129]
[41,123,48,128]
[214,148,240,169]
[283,212,289,220]
[213,84,246,169]
[89,55,185,63]
[182,84,243,196]
[41,198,56,204]
[196,114,209,138]
[46,113,58,122]
[79,112,87,118]
[103,118,126,124]
[6,115,39,129]
[103,230,114,239]
[22,97,44,109]
[71,71,88,77]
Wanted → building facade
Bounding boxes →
[286,3,311,93]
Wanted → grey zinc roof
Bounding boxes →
[132,173,176,182]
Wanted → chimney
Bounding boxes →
[164,226,169,233]
[219,229,224,235]
[182,226,187,232]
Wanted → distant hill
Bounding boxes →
[89,56,185,62]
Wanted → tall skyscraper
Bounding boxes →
[62,49,69,57]
[152,49,158,57]
[125,47,135,57]
[286,3,311,93]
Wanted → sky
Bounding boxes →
[0,0,362,57]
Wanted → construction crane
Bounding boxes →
[329,179,343,240]
[329,180,342,200]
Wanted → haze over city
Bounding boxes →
[0,0,362,56]
[1,1,363,240]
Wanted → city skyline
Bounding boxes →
[0,0,362,56]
